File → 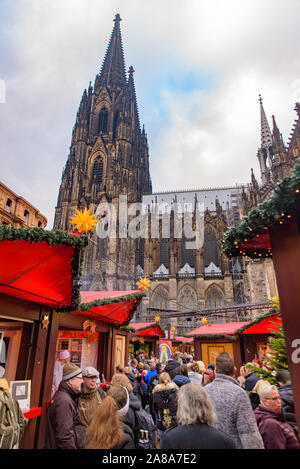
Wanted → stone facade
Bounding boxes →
[53,15,300,332]
[0,181,47,228]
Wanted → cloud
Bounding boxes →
[0,0,299,227]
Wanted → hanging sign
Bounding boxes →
[159,342,172,365]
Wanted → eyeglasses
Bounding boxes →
[265,396,281,401]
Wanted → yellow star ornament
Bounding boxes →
[69,208,98,234]
[155,315,160,322]
[136,277,150,291]
[201,317,208,325]
[270,296,280,307]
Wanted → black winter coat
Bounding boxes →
[45,380,85,449]
[279,384,298,436]
[164,360,180,380]
[242,372,259,392]
[161,423,236,449]
[113,422,135,449]
[124,391,142,431]
[152,382,178,431]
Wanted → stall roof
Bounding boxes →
[130,322,165,338]
[0,226,87,308]
[235,312,281,335]
[187,321,249,339]
[187,312,281,339]
[72,290,146,326]
[222,158,300,259]
[174,336,193,343]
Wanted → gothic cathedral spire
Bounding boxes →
[54,14,152,291]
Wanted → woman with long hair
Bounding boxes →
[152,372,178,441]
[161,383,235,449]
[85,385,134,449]
[110,373,142,431]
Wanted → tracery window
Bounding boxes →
[205,285,224,309]
[204,225,219,267]
[98,108,108,135]
[92,157,104,187]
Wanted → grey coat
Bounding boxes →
[205,373,264,449]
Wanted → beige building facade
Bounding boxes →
[0,181,47,228]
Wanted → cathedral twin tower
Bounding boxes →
[54,14,152,291]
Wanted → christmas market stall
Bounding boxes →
[187,311,282,370]
[129,321,165,359]
[0,225,88,448]
[222,157,300,430]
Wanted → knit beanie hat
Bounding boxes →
[62,362,82,381]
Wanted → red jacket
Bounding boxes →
[254,404,300,449]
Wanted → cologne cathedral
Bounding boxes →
[54,15,300,332]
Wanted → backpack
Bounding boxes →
[0,392,28,449]
[149,375,159,396]
[158,392,175,431]
[134,408,156,449]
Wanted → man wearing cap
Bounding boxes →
[51,350,70,397]
[45,362,85,449]
[78,366,106,427]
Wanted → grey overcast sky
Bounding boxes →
[0,0,299,228]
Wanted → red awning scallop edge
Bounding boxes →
[0,226,88,308]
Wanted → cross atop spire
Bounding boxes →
[98,14,126,88]
[114,13,122,24]
[258,94,272,148]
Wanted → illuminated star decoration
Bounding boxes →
[69,208,98,234]
[171,326,176,332]
[42,314,50,330]
[201,317,208,325]
[155,315,160,322]
[270,296,280,308]
[136,277,150,291]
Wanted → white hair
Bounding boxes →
[258,384,278,400]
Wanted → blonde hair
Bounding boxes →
[253,380,273,396]
[159,372,171,385]
[197,361,206,373]
[177,383,216,426]
[111,373,133,392]
[124,367,133,375]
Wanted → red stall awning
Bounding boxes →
[130,322,165,338]
[187,321,249,338]
[72,290,146,326]
[0,226,87,308]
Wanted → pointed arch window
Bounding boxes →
[205,285,224,309]
[159,238,169,269]
[180,236,195,268]
[98,108,108,135]
[93,156,104,187]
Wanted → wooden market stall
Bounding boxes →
[222,157,300,430]
[0,225,87,449]
[129,322,165,359]
[0,225,146,448]
[187,312,282,370]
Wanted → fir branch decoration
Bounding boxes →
[222,157,300,259]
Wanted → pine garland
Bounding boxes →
[0,225,88,309]
[0,225,88,248]
[222,158,300,258]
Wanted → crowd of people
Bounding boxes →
[40,350,300,450]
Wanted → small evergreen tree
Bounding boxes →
[248,298,288,385]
